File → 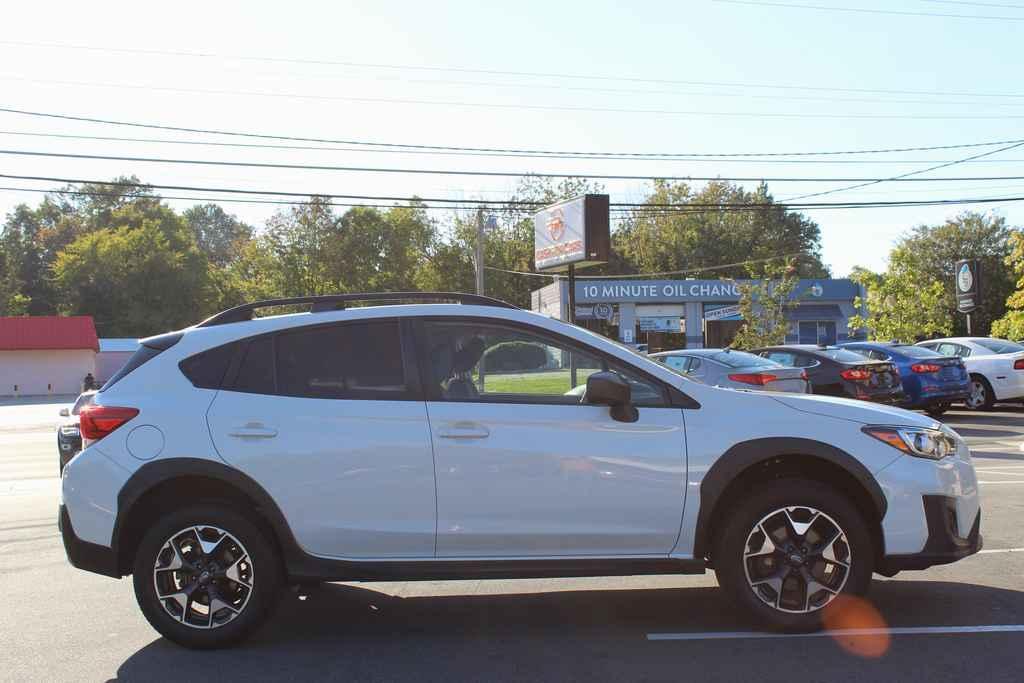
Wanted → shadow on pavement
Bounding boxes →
[111,579,1024,682]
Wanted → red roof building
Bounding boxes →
[0,317,100,396]
[0,316,100,352]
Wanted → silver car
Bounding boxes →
[651,348,810,393]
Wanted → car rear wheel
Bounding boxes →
[132,504,281,649]
[713,478,874,631]
[965,375,995,411]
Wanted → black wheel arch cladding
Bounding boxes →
[692,437,887,560]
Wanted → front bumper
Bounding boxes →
[58,504,120,578]
[878,496,982,574]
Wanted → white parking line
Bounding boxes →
[646,625,1024,641]
[978,547,1024,554]
[978,481,1024,485]
[974,465,1024,471]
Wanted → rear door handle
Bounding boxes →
[437,423,490,440]
[228,423,278,438]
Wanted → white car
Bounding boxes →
[60,293,981,648]
[917,337,1024,410]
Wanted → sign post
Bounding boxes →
[955,259,981,335]
[533,195,611,381]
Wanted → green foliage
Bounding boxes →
[483,341,549,372]
[847,252,952,343]
[184,204,253,267]
[729,260,801,349]
[991,231,1024,340]
[51,210,212,337]
[614,181,830,279]
[891,211,1015,336]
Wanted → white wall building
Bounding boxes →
[0,316,99,396]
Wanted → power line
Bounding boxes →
[485,253,807,279]
[4,107,1023,158]
[6,148,1024,184]
[6,129,1024,165]
[2,174,1023,212]
[7,79,1024,119]
[3,39,1023,98]
[713,0,1024,20]
[8,73,1024,110]
[784,139,1024,201]
[922,1,1024,8]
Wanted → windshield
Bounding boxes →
[974,339,1024,354]
[708,351,780,369]
[893,345,947,358]
[819,349,872,363]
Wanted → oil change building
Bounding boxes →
[531,278,866,350]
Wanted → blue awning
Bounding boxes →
[786,304,843,321]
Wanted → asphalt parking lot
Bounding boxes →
[2,398,1023,682]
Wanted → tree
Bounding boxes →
[847,253,952,343]
[614,181,830,279]
[184,204,253,267]
[52,211,212,336]
[892,211,1016,335]
[991,230,1024,340]
[729,260,801,349]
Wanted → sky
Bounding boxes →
[1,0,1022,278]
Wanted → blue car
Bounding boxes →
[839,341,970,416]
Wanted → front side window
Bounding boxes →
[420,320,666,406]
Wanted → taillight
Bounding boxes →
[840,368,872,381]
[1015,358,1024,370]
[79,405,139,441]
[911,363,942,374]
[729,373,778,386]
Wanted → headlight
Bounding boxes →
[862,425,955,460]
[60,425,80,436]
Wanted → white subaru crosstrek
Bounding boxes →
[60,293,982,648]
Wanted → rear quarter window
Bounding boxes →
[179,342,240,389]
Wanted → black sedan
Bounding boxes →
[57,391,96,473]
[751,345,905,403]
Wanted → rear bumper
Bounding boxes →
[878,496,982,574]
[900,391,970,409]
[58,504,120,579]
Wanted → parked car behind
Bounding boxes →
[753,345,904,403]
[840,342,969,417]
[651,348,810,393]
[916,337,1024,410]
[57,390,96,473]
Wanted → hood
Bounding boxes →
[769,392,940,428]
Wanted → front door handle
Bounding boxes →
[437,422,490,440]
[228,423,278,438]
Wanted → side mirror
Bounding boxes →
[59,407,70,417]
[584,371,638,423]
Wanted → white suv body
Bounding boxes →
[60,295,981,648]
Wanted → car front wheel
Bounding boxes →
[713,478,874,631]
[132,504,281,649]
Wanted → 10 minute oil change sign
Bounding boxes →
[955,259,981,313]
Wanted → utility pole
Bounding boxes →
[475,209,485,295]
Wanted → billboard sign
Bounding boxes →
[533,194,610,272]
[955,259,981,313]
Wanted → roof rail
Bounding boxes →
[196,292,519,327]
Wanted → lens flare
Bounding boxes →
[821,595,891,659]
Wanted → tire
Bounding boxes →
[965,374,995,411]
[713,478,874,632]
[925,403,949,418]
[132,504,282,649]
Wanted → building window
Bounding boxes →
[798,321,837,345]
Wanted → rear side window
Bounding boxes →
[232,337,275,394]
[275,320,409,400]
[179,342,239,389]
